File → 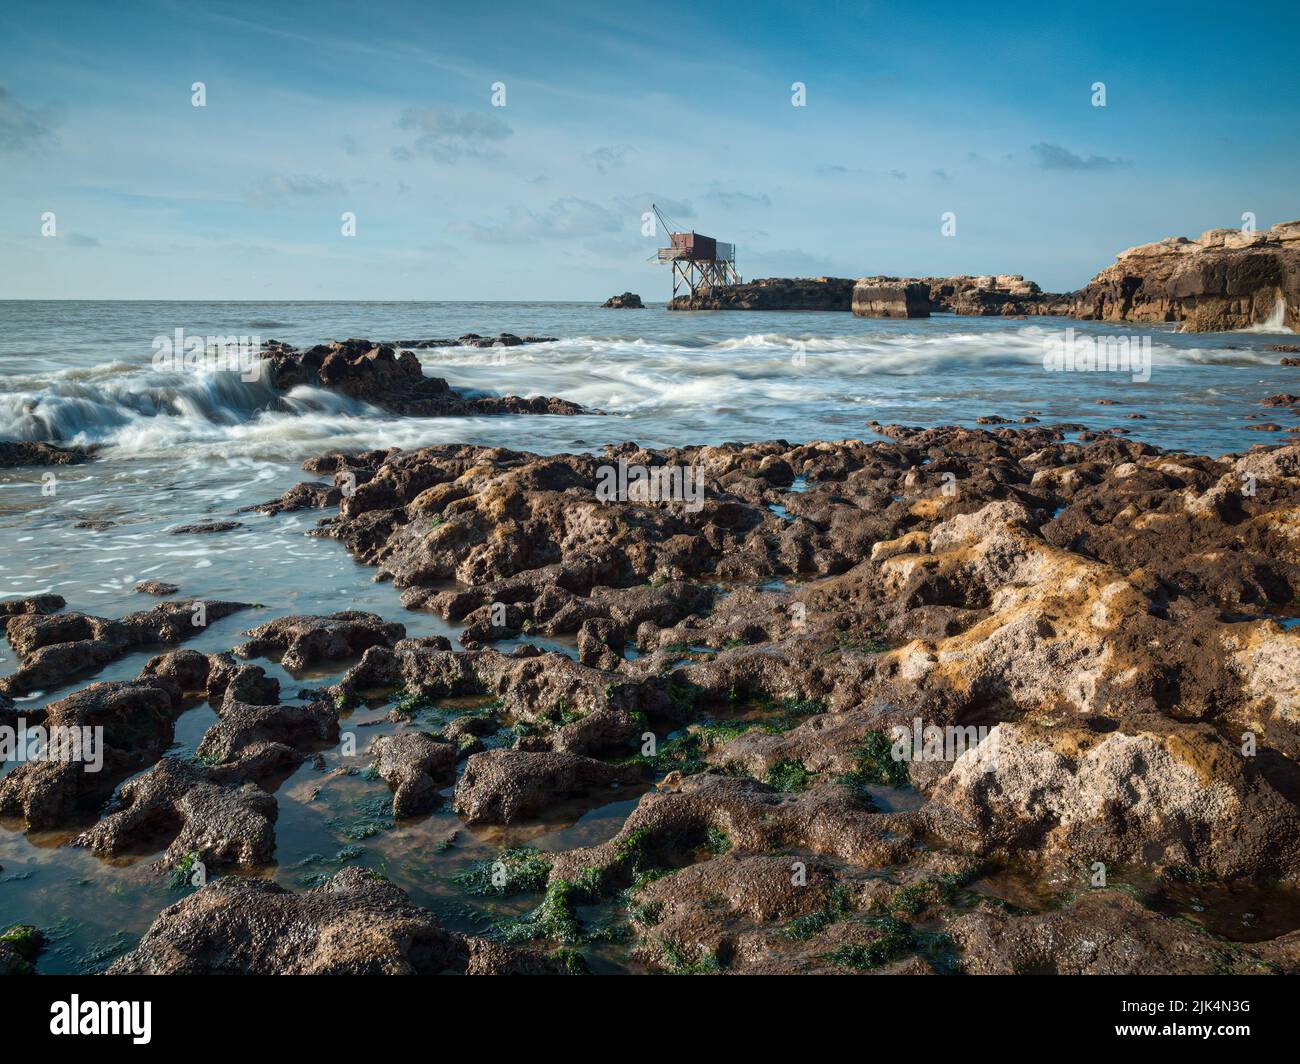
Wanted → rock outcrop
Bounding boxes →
[851,281,932,318]
[0,441,92,467]
[670,277,856,311]
[258,338,583,416]
[1071,220,1300,331]
[107,867,570,974]
[603,291,644,308]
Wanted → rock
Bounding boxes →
[948,890,1284,975]
[0,925,44,975]
[0,441,90,467]
[237,481,342,515]
[134,580,179,596]
[669,277,856,311]
[170,520,242,535]
[107,867,567,974]
[196,695,339,775]
[258,338,583,417]
[1072,220,1300,331]
[0,594,65,616]
[0,679,181,829]
[602,292,644,308]
[925,718,1300,878]
[73,756,278,871]
[453,749,646,824]
[235,611,405,674]
[369,732,456,817]
[1,599,249,696]
[851,281,931,318]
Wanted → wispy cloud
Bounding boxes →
[584,144,635,173]
[1030,142,1131,171]
[614,193,694,221]
[392,106,511,163]
[448,197,621,243]
[0,84,59,153]
[702,188,771,209]
[66,233,100,247]
[245,174,347,207]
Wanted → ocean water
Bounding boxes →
[1,299,1297,970]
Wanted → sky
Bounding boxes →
[1,0,1298,300]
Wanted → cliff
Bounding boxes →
[1070,221,1300,331]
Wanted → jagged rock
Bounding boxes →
[453,749,645,824]
[73,756,277,870]
[925,717,1300,878]
[0,679,181,829]
[134,580,179,596]
[0,594,65,616]
[670,277,855,311]
[851,282,931,318]
[0,599,249,696]
[107,867,568,974]
[258,338,582,416]
[237,481,341,515]
[235,611,405,674]
[948,890,1292,975]
[1071,221,1300,331]
[170,521,242,535]
[0,441,90,467]
[369,732,456,817]
[602,292,644,308]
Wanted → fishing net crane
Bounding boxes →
[651,203,740,301]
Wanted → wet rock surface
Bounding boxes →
[235,611,405,674]
[0,598,249,696]
[370,731,456,817]
[108,867,570,974]
[8,424,1300,975]
[258,338,583,416]
[0,441,92,467]
[284,426,1300,972]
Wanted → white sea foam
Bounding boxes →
[0,321,1288,464]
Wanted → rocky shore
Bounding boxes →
[6,424,1300,974]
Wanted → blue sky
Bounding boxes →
[2,0,1297,299]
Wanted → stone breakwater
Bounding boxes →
[671,274,1068,316]
[5,425,1300,974]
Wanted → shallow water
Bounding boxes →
[2,300,1298,971]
